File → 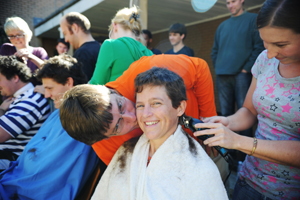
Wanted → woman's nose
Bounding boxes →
[266,45,278,59]
[142,105,153,118]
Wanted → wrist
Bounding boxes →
[236,135,253,155]
[27,53,33,60]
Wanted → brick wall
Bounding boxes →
[151,7,261,114]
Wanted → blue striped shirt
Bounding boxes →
[0,83,50,156]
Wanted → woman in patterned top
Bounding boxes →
[195,0,300,199]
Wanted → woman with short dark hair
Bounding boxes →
[91,67,227,200]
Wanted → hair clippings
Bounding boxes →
[129,13,140,21]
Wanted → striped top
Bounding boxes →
[0,83,50,156]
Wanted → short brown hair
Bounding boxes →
[36,54,87,86]
[135,67,187,109]
[59,84,113,145]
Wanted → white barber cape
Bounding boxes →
[92,125,228,200]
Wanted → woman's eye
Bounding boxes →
[277,44,286,48]
[136,104,144,109]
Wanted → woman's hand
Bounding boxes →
[193,122,241,150]
[203,116,229,127]
[15,48,44,68]
[34,85,45,95]
[15,48,31,60]
[0,97,15,112]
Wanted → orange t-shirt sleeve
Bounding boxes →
[190,57,217,118]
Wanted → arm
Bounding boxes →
[242,17,265,72]
[193,58,217,118]
[90,41,114,85]
[0,98,15,142]
[15,48,45,68]
[34,85,45,95]
[0,98,44,143]
[227,76,258,131]
[195,122,300,168]
[194,77,300,167]
[210,29,219,67]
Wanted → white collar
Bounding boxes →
[13,82,34,97]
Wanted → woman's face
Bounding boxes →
[136,86,184,143]
[6,29,27,49]
[259,26,300,65]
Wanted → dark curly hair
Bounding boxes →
[0,55,31,82]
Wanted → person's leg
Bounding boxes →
[216,75,235,116]
[235,72,252,108]
[217,75,238,169]
[235,72,253,137]
[232,178,273,200]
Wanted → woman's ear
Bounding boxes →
[112,23,118,32]
[177,100,187,117]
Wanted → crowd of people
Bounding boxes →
[0,0,299,199]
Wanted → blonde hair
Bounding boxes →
[4,17,33,42]
[109,5,143,37]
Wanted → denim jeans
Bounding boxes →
[233,178,273,200]
[216,73,253,138]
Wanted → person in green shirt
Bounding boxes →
[89,6,153,85]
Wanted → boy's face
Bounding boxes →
[169,32,184,46]
[42,78,73,108]
[56,42,69,55]
[0,73,16,97]
[104,92,139,137]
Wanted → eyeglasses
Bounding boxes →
[7,34,25,40]
[113,96,126,135]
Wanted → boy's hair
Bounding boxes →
[57,38,70,49]
[36,54,87,86]
[169,23,187,40]
[142,29,152,39]
[0,55,31,82]
[60,85,113,145]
